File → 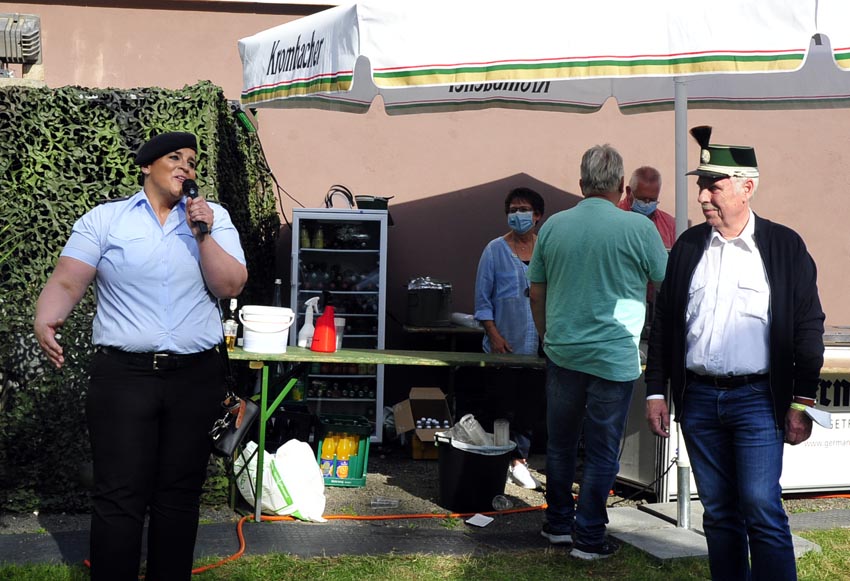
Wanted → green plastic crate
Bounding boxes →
[315,414,372,488]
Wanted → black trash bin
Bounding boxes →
[436,434,515,513]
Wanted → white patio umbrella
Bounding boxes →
[238,0,850,524]
[239,0,850,235]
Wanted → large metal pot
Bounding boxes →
[406,277,452,327]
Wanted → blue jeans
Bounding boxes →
[544,360,634,546]
[681,378,796,581]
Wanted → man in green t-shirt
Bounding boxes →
[528,144,667,560]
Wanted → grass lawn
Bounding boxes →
[2,528,849,580]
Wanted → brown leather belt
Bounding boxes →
[99,346,216,371]
[687,371,769,389]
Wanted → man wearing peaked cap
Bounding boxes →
[644,126,824,580]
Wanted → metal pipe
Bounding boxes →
[675,422,692,529]
[674,77,689,238]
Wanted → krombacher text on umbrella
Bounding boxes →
[266,31,324,76]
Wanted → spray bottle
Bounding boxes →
[297,296,320,348]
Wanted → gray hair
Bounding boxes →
[629,166,662,191]
[733,176,760,197]
[580,144,624,196]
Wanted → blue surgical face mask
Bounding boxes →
[631,199,658,216]
[508,211,535,234]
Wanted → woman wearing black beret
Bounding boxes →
[34,131,248,580]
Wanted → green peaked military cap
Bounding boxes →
[686,125,759,179]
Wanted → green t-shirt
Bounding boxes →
[527,197,668,381]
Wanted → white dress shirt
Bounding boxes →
[685,210,770,376]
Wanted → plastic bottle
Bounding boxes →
[310,304,337,352]
[370,496,401,509]
[320,432,337,477]
[335,433,352,479]
[492,495,514,511]
[297,296,320,347]
[314,226,324,249]
[458,413,490,446]
[299,226,311,248]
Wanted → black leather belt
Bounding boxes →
[99,346,216,371]
[687,371,769,389]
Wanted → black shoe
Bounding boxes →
[540,522,573,545]
[570,538,619,560]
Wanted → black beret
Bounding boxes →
[134,132,198,166]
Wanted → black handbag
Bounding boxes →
[209,342,260,457]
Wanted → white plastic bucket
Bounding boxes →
[239,306,295,353]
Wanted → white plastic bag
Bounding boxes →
[234,440,327,522]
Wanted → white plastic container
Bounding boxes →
[334,317,346,351]
[239,305,295,353]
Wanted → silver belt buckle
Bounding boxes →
[153,352,170,370]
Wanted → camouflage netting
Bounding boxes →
[0,81,279,511]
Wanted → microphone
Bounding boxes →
[182,179,209,234]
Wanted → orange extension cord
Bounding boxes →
[81,503,548,576]
[82,490,850,575]
[192,503,548,575]
[188,491,850,573]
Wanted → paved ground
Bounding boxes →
[2,502,848,567]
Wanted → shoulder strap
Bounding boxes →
[217,341,239,393]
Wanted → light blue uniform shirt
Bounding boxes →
[61,190,247,353]
[474,237,538,355]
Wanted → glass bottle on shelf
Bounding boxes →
[272,278,283,307]
[223,298,238,351]
[314,226,324,249]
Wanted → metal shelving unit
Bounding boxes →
[289,208,388,441]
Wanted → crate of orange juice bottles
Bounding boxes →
[315,414,372,487]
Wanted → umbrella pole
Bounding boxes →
[674,77,689,239]
[673,77,692,529]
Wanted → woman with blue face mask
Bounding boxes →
[473,187,546,490]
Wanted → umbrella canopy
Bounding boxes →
[238,0,850,115]
[238,0,850,237]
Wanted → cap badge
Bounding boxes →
[701,148,711,164]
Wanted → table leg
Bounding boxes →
[252,363,302,523]
[254,365,269,522]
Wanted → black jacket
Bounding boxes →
[645,214,825,427]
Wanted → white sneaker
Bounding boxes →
[507,461,540,489]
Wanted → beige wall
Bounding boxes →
[5,2,850,337]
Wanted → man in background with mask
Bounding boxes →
[618,166,675,336]
[618,166,675,249]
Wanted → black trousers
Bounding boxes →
[86,348,224,581]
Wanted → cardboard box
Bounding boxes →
[393,387,453,460]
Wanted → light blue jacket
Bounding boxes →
[474,237,538,355]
